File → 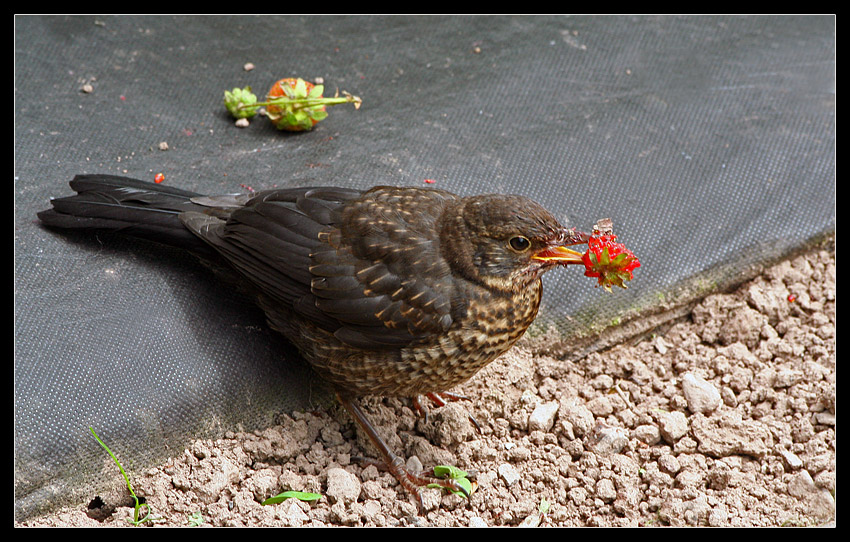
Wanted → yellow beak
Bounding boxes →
[531,245,585,265]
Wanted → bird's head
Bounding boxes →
[440,194,589,293]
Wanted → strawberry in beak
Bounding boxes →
[533,222,641,291]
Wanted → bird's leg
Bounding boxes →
[412,391,482,432]
[336,392,470,512]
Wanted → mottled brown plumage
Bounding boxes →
[38,174,589,510]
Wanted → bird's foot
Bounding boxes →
[352,455,471,512]
[412,391,481,432]
[337,393,471,513]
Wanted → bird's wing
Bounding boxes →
[181,186,458,350]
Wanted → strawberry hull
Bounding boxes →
[581,233,640,291]
[266,78,328,132]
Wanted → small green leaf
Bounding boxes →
[454,477,473,497]
[428,465,473,498]
[433,464,468,479]
[427,477,473,498]
[262,490,322,506]
[89,427,162,525]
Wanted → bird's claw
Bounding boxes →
[339,393,475,514]
[412,391,482,432]
[352,455,471,512]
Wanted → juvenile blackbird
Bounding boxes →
[38,174,590,509]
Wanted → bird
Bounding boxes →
[37,174,591,510]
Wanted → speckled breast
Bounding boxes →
[321,278,544,398]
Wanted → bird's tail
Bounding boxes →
[37,174,216,254]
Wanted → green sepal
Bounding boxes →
[224,87,258,119]
[308,84,325,99]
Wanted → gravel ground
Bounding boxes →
[18,245,835,527]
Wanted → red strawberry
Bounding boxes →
[581,226,640,291]
[530,218,639,291]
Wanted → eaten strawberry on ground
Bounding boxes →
[224,77,361,131]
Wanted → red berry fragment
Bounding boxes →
[581,221,640,291]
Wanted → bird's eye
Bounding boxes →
[508,236,531,252]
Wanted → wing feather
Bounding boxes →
[182,185,460,349]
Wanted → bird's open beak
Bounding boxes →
[531,245,585,265]
[531,228,589,265]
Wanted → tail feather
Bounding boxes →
[38,174,216,254]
